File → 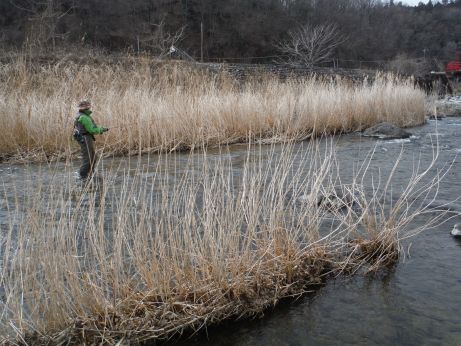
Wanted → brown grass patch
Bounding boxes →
[0,58,427,162]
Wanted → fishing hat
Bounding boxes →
[77,100,91,110]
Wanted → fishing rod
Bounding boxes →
[104,115,178,131]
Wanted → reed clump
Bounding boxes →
[0,140,446,345]
[0,58,426,162]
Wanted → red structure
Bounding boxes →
[447,60,461,73]
[446,54,461,82]
[445,52,461,82]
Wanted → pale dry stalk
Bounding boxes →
[0,138,448,344]
[0,60,426,162]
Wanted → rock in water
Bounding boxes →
[451,223,461,238]
[298,185,358,212]
[428,114,445,120]
[362,122,411,140]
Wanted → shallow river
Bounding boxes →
[174,118,461,346]
[1,118,460,345]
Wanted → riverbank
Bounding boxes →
[0,58,427,162]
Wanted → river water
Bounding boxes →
[1,118,460,345]
[174,118,461,346]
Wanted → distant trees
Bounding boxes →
[10,0,71,50]
[1,0,460,66]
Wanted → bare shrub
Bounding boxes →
[276,24,346,68]
[138,19,185,57]
[11,0,71,52]
[386,54,424,76]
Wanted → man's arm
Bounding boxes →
[79,115,105,135]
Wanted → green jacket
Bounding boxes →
[75,109,105,135]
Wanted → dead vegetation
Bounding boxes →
[0,140,447,345]
[0,57,426,162]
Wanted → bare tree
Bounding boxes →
[12,0,71,51]
[277,23,346,68]
[138,19,185,57]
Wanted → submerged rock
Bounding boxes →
[317,193,355,211]
[362,122,411,140]
[428,114,445,120]
[299,186,358,212]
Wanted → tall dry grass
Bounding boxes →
[0,140,447,345]
[0,58,426,161]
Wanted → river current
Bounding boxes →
[1,118,460,345]
[176,118,461,346]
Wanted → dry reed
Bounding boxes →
[0,58,426,162]
[0,139,447,345]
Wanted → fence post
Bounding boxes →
[200,22,204,63]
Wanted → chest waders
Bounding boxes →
[78,135,97,180]
[74,114,97,181]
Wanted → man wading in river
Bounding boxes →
[73,100,109,183]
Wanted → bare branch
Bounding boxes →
[138,18,185,57]
[276,23,347,68]
[17,0,73,50]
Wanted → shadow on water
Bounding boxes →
[159,268,400,346]
[154,283,328,346]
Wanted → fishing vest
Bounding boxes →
[73,112,97,141]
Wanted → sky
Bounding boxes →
[401,0,441,5]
